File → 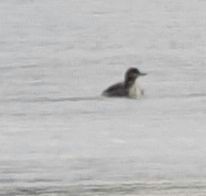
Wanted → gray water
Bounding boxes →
[1,0,206,195]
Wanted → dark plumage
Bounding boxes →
[102,67,146,98]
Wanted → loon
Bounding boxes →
[102,67,147,99]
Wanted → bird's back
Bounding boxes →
[102,82,127,97]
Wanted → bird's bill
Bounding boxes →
[139,72,147,76]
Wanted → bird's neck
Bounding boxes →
[124,78,136,89]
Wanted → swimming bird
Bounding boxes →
[102,67,147,99]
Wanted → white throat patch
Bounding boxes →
[128,81,143,99]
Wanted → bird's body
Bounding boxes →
[102,82,127,97]
[102,67,146,99]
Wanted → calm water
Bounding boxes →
[1,0,206,195]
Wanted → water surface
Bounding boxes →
[0,0,206,195]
